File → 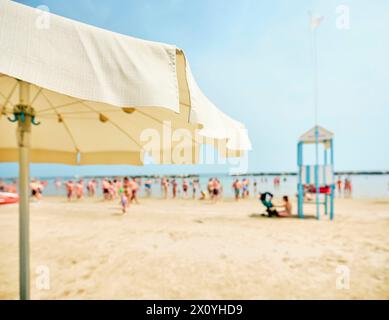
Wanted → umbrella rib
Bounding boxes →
[30,86,43,106]
[79,101,143,150]
[40,109,124,116]
[36,100,87,115]
[40,91,80,153]
[0,80,18,115]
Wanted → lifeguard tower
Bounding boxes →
[297,126,335,220]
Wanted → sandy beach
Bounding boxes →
[0,197,388,300]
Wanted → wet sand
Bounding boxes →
[0,197,388,299]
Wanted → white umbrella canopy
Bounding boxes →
[0,0,251,300]
[184,61,252,157]
[0,0,250,165]
[0,77,204,165]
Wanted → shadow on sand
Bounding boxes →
[249,213,317,220]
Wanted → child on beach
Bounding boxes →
[242,178,250,199]
[121,178,132,214]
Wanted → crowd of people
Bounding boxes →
[1,175,332,218]
[1,176,290,201]
[56,175,297,217]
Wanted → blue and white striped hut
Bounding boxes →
[297,126,335,220]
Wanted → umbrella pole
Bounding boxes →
[17,80,31,300]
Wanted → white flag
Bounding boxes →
[311,15,324,29]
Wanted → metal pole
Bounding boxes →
[324,145,328,216]
[330,139,335,220]
[17,80,31,300]
[313,22,320,220]
[297,142,304,218]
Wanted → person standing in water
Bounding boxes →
[210,178,220,203]
[192,178,199,200]
[129,178,140,204]
[172,179,178,199]
[161,177,169,199]
[182,179,189,199]
[207,179,214,200]
[144,178,153,198]
[86,179,96,197]
[232,179,242,201]
[76,180,84,200]
[253,180,257,196]
[65,180,74,201]
[337,177,342,197]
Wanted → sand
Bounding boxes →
[0,196,388,300]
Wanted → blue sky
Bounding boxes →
[1,0,388,177]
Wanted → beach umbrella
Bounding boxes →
[0,0,250,299]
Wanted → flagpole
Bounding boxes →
[311,13,321,219]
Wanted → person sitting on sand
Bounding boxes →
[276,196,292,217]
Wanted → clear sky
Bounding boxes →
[1,0,388,178]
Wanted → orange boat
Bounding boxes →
[0,192,19,205]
